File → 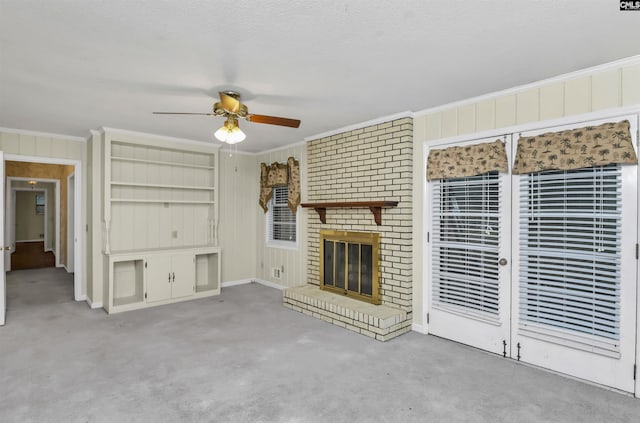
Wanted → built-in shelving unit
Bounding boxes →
[106,247,221,314]
[102,130,222,314]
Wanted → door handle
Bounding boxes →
[172,272,175,282]
[499,258,508,266]
[168,273,171,283]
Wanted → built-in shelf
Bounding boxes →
[111,156,215,170]
[111,181,215,191]
[111,199,215,204]
[300,201,399,226]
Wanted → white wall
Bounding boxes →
[254,144,307,287]
[411,59,640,328]
[218,151,259,282]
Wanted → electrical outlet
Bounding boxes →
[272,267,281,279]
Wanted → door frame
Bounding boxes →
[3,155,84,302]
[67,172,75,273]
[421,105,640,397]
[7,179,59,268]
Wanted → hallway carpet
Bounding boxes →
[10,241,55,270]
[1,269,639,422]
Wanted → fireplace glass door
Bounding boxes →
[320,231,380,304]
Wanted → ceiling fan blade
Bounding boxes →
[152,112,216,116]
[246,114,301,128]
[218,91,241,113]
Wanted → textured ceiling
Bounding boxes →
[1,1,639,152]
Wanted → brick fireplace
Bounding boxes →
[283,117,413,341]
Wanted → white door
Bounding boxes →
[0,151,6,325]
[170,253,195,299]
[511,116,638,393]
[427,136,512,356]
[146,255,172,303]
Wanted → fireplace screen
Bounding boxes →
[320,230,380,304]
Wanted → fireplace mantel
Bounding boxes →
[300,201,399,226]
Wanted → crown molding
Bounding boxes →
[99,126,222,150]
[304,111,413,142]
[0,126,87,143]
[412,54,640,118]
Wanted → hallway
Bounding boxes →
[10,241,56,270]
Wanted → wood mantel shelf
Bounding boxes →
[300,201,399,226]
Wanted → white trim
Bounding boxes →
[85,296,103,309]
[220,278,287,290]
[99,126,221,150]
[221,278,254,288]
[304,111,413,142]
[67,172,75,274]
[411,323,428,334]
[5,154,79,166]
[412,55,640,118]
[255,140,307,156]
[253,278,287,290]
[417,105,640,148]
[0,127,87,143]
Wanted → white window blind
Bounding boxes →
[268,186,297,244]
[519,165,621,344]
[432,171,501,318]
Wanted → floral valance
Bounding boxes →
[259,157,300,213]
[427,139,508,181]
[512,120,637,174]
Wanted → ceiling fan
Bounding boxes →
[153,91,301,144]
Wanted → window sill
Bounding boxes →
[266,240,298,251]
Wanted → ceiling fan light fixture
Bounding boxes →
[214,117,246,144]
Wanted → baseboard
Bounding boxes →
[16,239,44,243]
[220,278,287,290]
[253,278,286,290]
[412,323,428,334]
[85,296,103,309]
[45,247,53,252]
[221,279,254,288]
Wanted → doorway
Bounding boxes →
[425,114,639,394]
[1,155,83,326]
[12,187,55,270]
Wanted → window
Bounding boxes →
[35,194,45,215]
[519,165,622,345]
[267,185,297,248]
[431,171,501,318]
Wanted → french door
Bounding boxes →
[427,115,638,393]
[511,117,638,393]
[428,136,512,356]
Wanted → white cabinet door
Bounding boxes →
[146,255,172,303]
[170,253,195,299]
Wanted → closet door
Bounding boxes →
[427,137,512,356]
[511,116,638,393]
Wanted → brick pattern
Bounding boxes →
[297,117,413,340]
[283,286,411,341]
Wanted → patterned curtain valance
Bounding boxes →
[427,139,508,181]
[512,120,637,174]
[259,157,301,213]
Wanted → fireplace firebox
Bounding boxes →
[320,230,381,304]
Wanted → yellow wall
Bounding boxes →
[6,161,75,266]
[15,191,45,241]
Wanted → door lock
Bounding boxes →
[499,258,508,266]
